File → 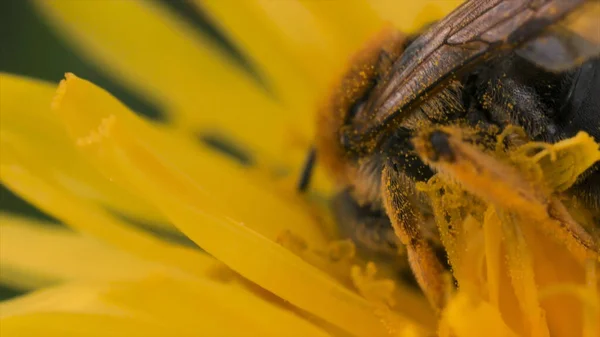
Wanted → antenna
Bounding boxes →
[297,147,317,192]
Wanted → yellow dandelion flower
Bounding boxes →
[1,1,598,337]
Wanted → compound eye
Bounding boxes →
[428,130,455,162]
[346,85,373,124]
[349,100,367,121]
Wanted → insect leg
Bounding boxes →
[414,128,599,260]
[331,189,400,257]
[381,164,447,312]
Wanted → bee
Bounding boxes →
[298,0,600,311]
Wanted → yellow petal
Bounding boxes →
[0,73,166,225]
[53,73,330,253]
[483,208,503,308]
[299,0,384,57]
[1,313,177,337]
[495,210,550,337]
[0,283,124,318]
[195,0,328,130]
[31,0,296,163]
[52,73,415,337]
[0,145,213,279]
[443,293,518,337]
[0,214,169,290]
[369,1,463,33]
[452,216,486,294]
[1,273,332,337]
[583,262,600,337]
[482,208,528,334]
[103,274,332,337]
[521,219,593,337]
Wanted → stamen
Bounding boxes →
[583,260,599,337]
[483,207,502,308]
[351,262,396,307]
[499,210,550,337]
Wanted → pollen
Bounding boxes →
[75,115,116,147]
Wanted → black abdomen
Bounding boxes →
[467,54,600,211]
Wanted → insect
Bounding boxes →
[298,0,600,311]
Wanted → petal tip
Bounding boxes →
[51,73,75,111]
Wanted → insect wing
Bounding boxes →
[517,0,600,72]
[352,0,593,139]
